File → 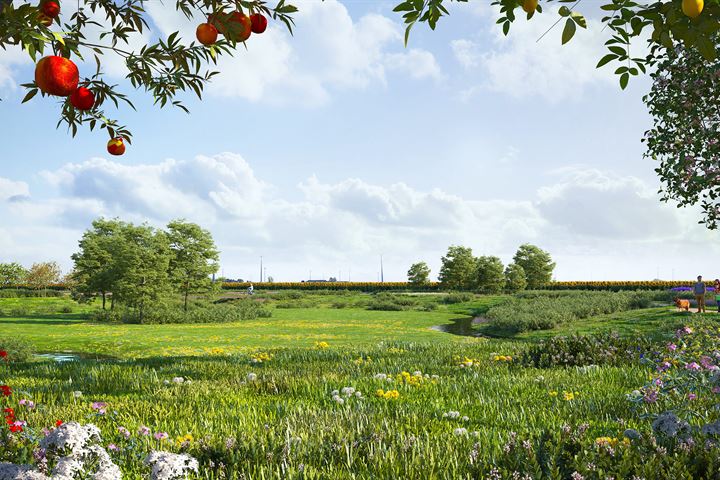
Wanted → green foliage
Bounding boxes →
[0,337,33,362]
[166,219,220,311]
[92,299,271,324]
[474,255,505,294]
[512,243,556,289]
[0,262,27,286]
[486,291,659,334]
[406,261,431,286]
[504,262,527,293]
[520,332,654,368]
[0,0,298,141]
[644,39,720,229]
[0,288,65,298]
[366,293,420,311]
[438,245,476,291]
[440,292,474,304]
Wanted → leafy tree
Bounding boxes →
[25,261,62,295]
[504,262,527,293]
[407,261,431,286]
[166,219,220,311]
[71,218,126,309]
[474,256,505,294]
[112,223,172,321]
[644,40,720,229]
[0,262,27,286]
[1,0,298,143]
[512,244,555,289]
[438,246,476,291]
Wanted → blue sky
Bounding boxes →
[1,1,718,282]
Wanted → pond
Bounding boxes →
[432,316,488,337]
[35,353,80,363]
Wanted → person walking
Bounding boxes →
[247,283,254,296]
[715,278,720,313]
[694,275,707,313]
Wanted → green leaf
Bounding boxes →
[596,53,617,68]
[558,6,571,17]
[561,18,576,44]
[619,72,629,90]
[21,89,38,103]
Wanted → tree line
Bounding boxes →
[407,244,555,293]
[69,218,220,318]
[0,261,64,294]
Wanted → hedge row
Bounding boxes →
[1,280,713,293]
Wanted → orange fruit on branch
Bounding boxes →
[211,11,252,42]
[250,13,267,34]
[35,56,79,96]
[522,0,538,14]
[196,22,218,46]
[107,138,126,156]
[69,86,94,110]
[682,0,704,18]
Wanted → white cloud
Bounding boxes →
[3,155,718,281]
[452,6,632,102]
[0,177,30,201]
[146,0,442,105]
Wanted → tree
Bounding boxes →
[644,40,720,229]
[71,218,126,309]
[112,223,172,321]
[504,263,527,293]
[438,246,476,291]
[25,261,62,295]
[474,256,505,294]
[512,244,555,289]
[0,262,27,286]
[407,261,431,286]
[1,0,298,145]
[166,219,220,311]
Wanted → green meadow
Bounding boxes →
[1,292,716,478]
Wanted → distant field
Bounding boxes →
[0,294,504,357]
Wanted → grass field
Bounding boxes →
[1,292,718,478]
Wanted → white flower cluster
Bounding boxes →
[373,373,393,383]
[330,387,363,404]
[144,452,198,480]
[246,373,258,382]
[442,411,469,422]
[0,423,121,480]
[163,377,191,385]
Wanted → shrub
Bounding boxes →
[366,293,419,311]
[0,288,65,298]
[487,291,661,333]
[520,333,653,368]
[91,300,272,324]
[0,338,34,362]
[440,292,474,304]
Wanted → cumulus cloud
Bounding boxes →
[451,6,644,102]
[2,154,718,281]
[537,167,681,240]
[146,0,442,105]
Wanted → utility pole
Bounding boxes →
[380,255,384,283]
[260,256,263,283]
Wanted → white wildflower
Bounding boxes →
[72,391,82,399]
[145,451,199,480]
[355,391,363,398]
[332,395,345,405]
[373,373,387,380]
[453,428,468,436]
[171,377,184,384]
[247,373,257,382]
[341,387,355,397]
[462,416,469,422]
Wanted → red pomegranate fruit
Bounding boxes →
[70,87,94,110]
[107,138,126,156]
[35,56,79,96]
[250,13,267,34]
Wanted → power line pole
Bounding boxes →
[260,256,263,283]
